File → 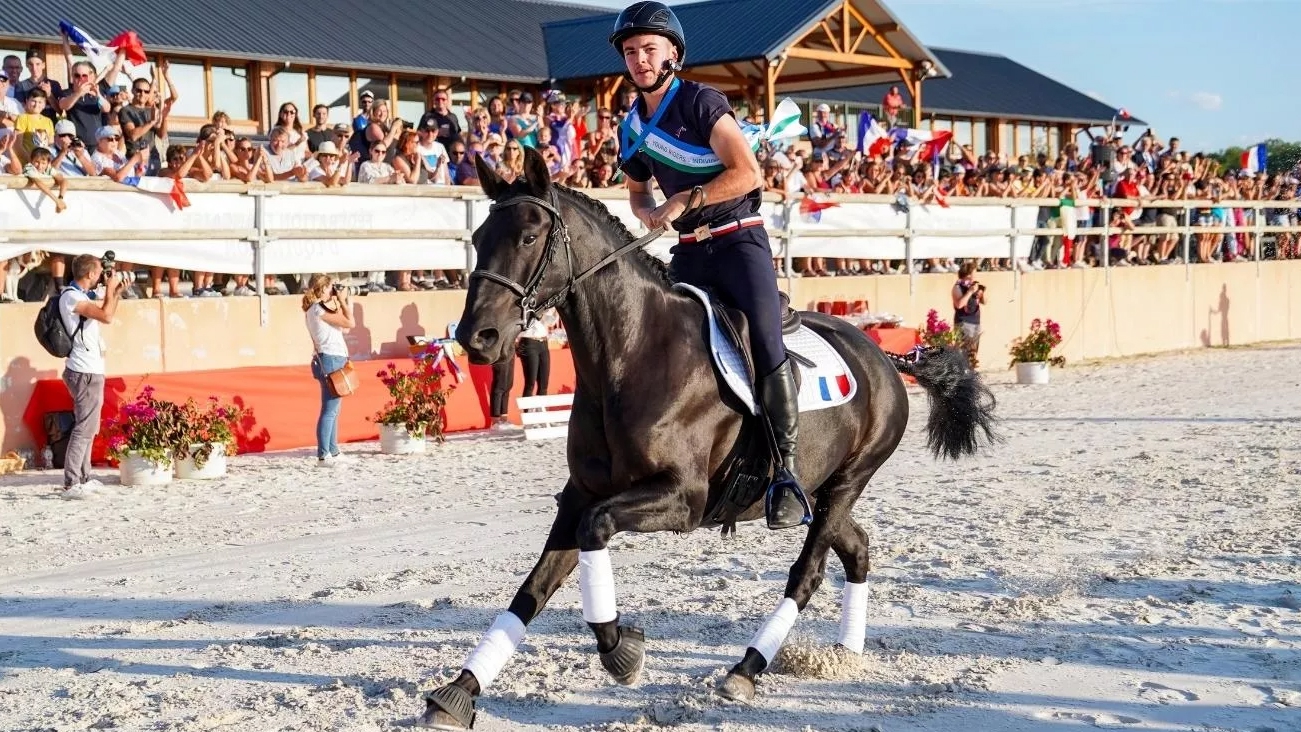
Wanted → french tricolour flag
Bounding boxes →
[856,112,892,157]
[1241,144,1267,175]
[817,374,851,401]
[122,176,191,210]
[59,20,149,80]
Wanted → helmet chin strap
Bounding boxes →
[625,59,680,95]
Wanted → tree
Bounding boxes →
[1209,138,1301,176]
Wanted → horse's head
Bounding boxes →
[458,146,573,365]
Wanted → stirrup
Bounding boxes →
[764,468,812,530]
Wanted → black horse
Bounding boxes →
[418,147,997,729]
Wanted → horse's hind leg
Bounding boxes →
[717,469,874,701]
[418,483,588,730]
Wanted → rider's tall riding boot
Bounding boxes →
[760,357,813,530]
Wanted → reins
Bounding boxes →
[469,186,704,327]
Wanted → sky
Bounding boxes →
[582,0,1298,153]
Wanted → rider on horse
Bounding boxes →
[611,1,810,530]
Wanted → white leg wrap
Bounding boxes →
[579,549,617,624]
[837,581,869,654]
[462,611,527,691]
[748,597,799,664]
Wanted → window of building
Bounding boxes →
[167,61,207,118]
[999,123,1013,156]
[396,78,426,125]
[1015,123,1031,156]
[269,68,308,122]
[972,120,987,156]
[210,63,250,120]
[954,119,972,151]
[1048,126,1060,157]
[314,73,352,124]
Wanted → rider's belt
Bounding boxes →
[679,216,764,244]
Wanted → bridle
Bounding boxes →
[468,187,699,328]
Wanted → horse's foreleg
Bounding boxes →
[717,499,840,701]
[418,485,587,730]
[575,476,698,685]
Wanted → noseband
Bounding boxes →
[468,189,671,328]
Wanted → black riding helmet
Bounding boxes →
[609,1,686,65]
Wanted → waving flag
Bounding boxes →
[741,98,806,150]
[122,175,190,210]
[1240,144,1267,175]
[856,112,892,157]
[917,130,953,165]
[59,21,149,79]
[799,194,839,223]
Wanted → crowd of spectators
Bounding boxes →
[771,100,1301,278]
[2,40,1298,302]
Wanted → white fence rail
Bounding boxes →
[2,176,1297,321]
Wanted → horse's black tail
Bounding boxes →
[890,346,999,460]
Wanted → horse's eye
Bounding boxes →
[523,234,538,246]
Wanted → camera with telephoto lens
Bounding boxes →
[333,283,365,297]
[99,250,132,287]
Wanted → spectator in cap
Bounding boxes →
[351,90,374,158]
[418,87,461,151]
[0,121,23,175]
[413,118,450,184]
[507,92,540,148]
[18,47,62,123]
[51,118,95,177]
[92,124,145,183]
[809,103,840,156]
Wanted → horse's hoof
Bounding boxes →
[416,685,476,730]
[716,672,756,701]
[599,625,645,685]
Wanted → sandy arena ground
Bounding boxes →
[1,343,1299,731]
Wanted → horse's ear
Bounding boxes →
[476,152,508,200]
[521,145,552,197]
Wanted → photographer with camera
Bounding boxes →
[952,262,986,368]
[56,253,126,498]
[301,274,355,466]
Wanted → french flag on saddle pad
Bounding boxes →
[816,374,852,401]
[122,176,191,210]
[59,20,149,79]
[1241,144,1267,175]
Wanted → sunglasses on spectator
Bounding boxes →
[58,133,74,138]
[372,147,387,154]
[236,145,253,153]
[104,136,121,141]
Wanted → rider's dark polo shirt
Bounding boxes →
[619,79,762,235]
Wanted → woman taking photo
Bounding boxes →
[302,274,355,465]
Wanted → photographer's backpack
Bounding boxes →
[34,286,85,358]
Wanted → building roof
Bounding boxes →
[543,0,949,88]
[3,0,599,83]
[804,48,1138,127]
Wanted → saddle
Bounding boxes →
[671,283,859,532]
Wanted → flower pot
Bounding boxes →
[1015,361,1051,385]
[379,423,427,455]
[118,452,174,486]
[176,443,228,480]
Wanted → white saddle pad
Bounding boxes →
[673,283,857,415]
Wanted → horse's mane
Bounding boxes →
[556,186,674,289]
